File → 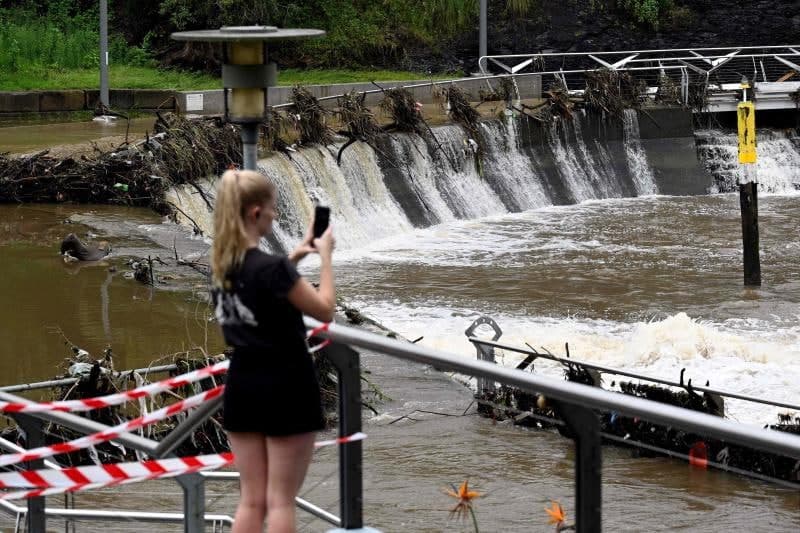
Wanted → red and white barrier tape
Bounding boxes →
[0,432,366,500]
[307,322,332,353]
[0,360,229,414]
[0,386,224,467]
[3,322,334,415]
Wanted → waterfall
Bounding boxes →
[622,109,658,196]
[695,129,800,193]
[166,114,665,252]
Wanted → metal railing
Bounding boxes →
[3,318,800,532]
[479,45,800,112]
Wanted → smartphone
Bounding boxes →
[313,205,330,240]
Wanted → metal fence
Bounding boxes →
[2,317,799,532]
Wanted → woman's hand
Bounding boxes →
[313,226,335,261]
[288,216,317,264]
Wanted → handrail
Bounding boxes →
[480,44,800,58]
[0,363,181,393]
[304,318,800,460]
[468,336,800,412]
[270,65,688,109]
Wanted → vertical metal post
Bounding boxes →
[479,0,488,70]
[176,473,206,533]
[465,316,502,396]
[241,124,259,171]
[323,342,364,530]
[554,402,602,533]
[739,180,761,285]
[12,414,46,533]
[99,0,109,107]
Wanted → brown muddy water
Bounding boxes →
[0,202,798,532]
[0,117,156,155]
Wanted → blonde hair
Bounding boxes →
[211,169,275,288]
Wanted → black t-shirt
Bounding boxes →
[212,249,306,357]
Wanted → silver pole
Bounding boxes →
[479,0,488,69]
[99,0,109,107]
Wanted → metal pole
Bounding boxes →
[155,395,223,457]
[241,123,259,171]
[479,0,488,71]
[323,342,364,529]
[11,415,46,533]
[176,474,206,533]
[554,402,602,533]
[99,0,109,107]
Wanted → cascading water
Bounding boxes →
[167,114,664,252]
[622,109,659,195]
[696,128,800,193]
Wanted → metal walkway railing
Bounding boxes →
[2,318,799,532]
[479,45,800,112]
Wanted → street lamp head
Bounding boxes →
[171,25,325,124]
[171,25,324,170]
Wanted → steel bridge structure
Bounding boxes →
[479,45,800,113]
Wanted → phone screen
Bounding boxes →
[313,206,330,239]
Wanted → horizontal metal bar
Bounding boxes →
[45,508,233,524]
[0,436,61,470]
[155,395,223,458]
[480,44,800,59]
[0,495,234,525]
[0,364,179,393]
[468,337,800,412]
[304,319,800,459]
[272,65,689,109]
[0,391,159,455]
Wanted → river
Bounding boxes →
[0,114,798,530]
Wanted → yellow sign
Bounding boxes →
[737,102,757,164]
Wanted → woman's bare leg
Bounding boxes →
[265,432,316,533]
[229,432,269,533]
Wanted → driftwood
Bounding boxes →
[0,335,382,467]
[290,86,335,146]
[333,91,383,165]
[584,70,646,117]
[476,346,800,485]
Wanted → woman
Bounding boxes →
[210,169,335,533]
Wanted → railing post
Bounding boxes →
[11,414,46,533]
[553,401,602,533]
[176,473,206,533]
[465,316,503,396]
[323,341,365,530]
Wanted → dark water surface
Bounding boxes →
[0,204,223,388]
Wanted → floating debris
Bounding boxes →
[290,86,335,146]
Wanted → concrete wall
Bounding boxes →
[0,90,177,116]
[175,76,542,115]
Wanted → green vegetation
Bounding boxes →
[619,0,674,30]
[0,0,684,93]
[0,65,454,92]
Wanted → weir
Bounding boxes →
[168,110,711,251]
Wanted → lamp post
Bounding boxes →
[99,0,109,108]
[171,26,324,171]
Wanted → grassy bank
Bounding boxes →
[1,66,455,92]
[0,6,454,92]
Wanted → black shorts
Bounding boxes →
[222,349,325,436]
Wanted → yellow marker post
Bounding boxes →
[736,80,761,286]
[737,101,757,164]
